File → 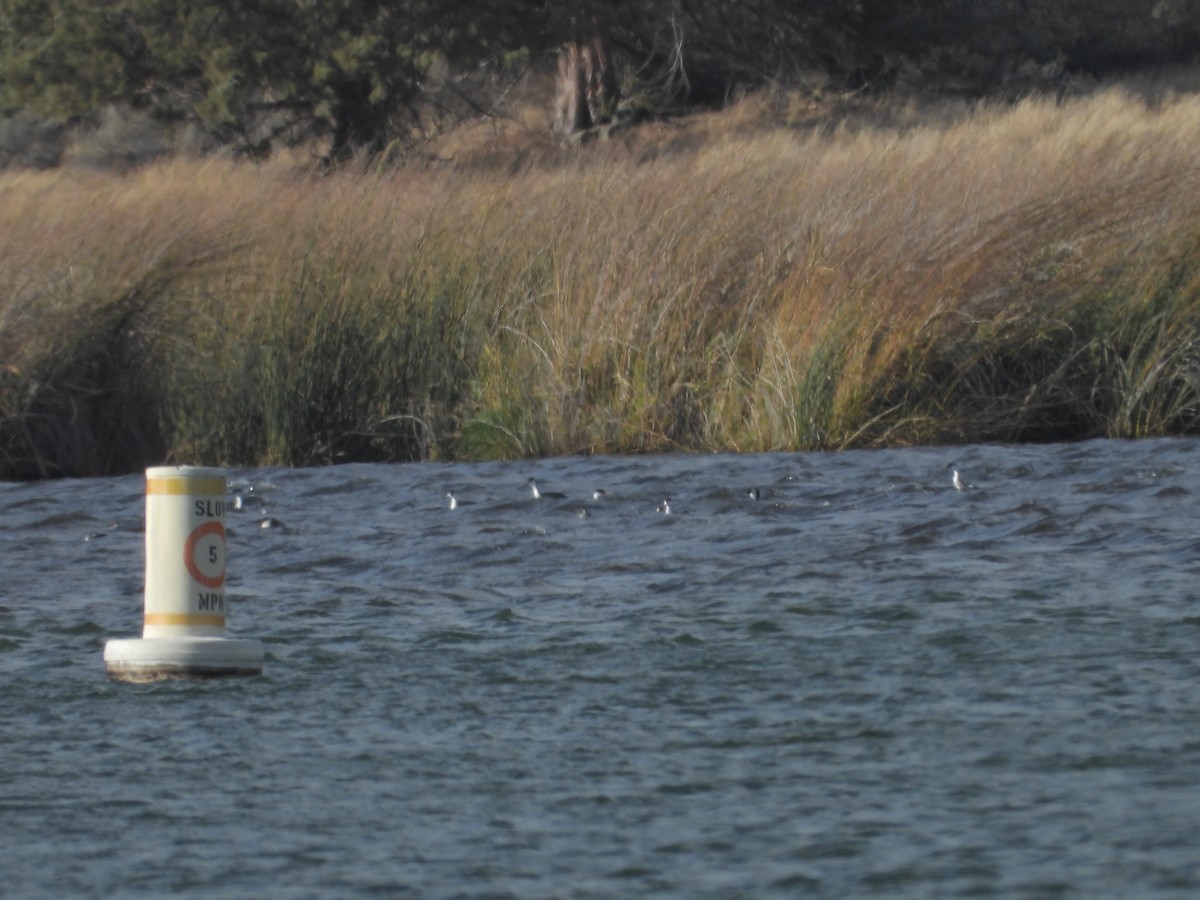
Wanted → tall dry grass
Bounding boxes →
[3,85,1200,478]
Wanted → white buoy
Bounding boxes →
[104,466,264,682]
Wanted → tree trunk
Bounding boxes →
[552,36,619,138]
[327,75,385,164]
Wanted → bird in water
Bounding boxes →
[952,469,966,491]
[249,492,281,528]
[746,487,760,501]
[657,497,672,515]
[83,522,119,542]
[592,489,607,500]
[528,478,566,500]
[446,490,476,509]
[232,487,267,516]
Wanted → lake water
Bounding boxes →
[3,439,1200,898]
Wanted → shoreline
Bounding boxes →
[3,84,1200,480]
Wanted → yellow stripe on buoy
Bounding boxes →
[146,477,227,496]
[144,613,227,628]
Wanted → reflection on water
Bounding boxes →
[3,438,1200,897]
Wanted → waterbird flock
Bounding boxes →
[439,468,974,518]
[81,466,976,544]
[81,463,978,546]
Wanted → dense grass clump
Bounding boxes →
[3,86,1200,478]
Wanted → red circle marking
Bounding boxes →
[184,521,226,589]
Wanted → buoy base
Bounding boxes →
[104,637,264,683]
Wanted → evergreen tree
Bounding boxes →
[2,0,1198,162]
[0,0,541,160]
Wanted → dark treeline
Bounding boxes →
[2,1,1199,166]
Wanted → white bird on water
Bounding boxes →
[446,490,475,509]
[952,469,965,491]
[657,497,672,515]
[528,478,566,500]
[231,487,264,515]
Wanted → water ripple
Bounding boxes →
[3,438,1200,897]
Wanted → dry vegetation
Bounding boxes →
[3,83,1200,478]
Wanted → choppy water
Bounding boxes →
[3,439,1200,898]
